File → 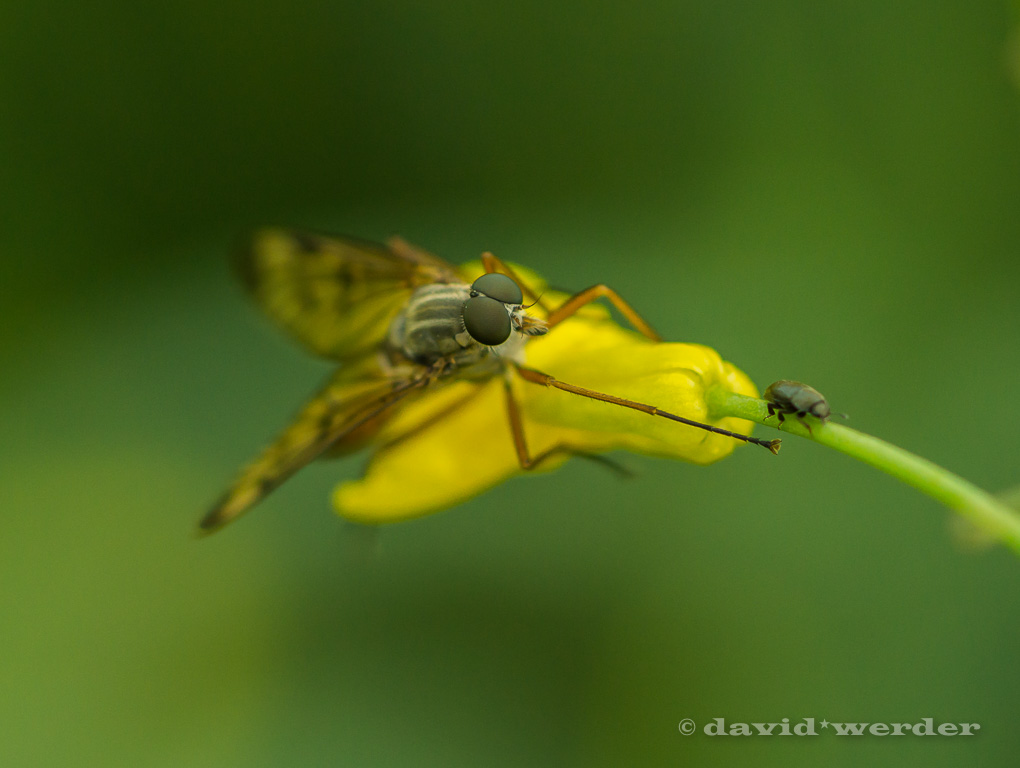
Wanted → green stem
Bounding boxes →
[707,387,1020,555]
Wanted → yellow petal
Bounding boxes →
[334,267,760,524]
[334,378,535,524]
[523,313,759,462]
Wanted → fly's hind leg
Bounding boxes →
[481,252,549,311]
[545,284,662,342]
[480,254,661,344]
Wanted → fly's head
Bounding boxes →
[462,273,547,351]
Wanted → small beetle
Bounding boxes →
[763,380,844,434]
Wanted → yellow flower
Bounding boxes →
[334,263,760,524]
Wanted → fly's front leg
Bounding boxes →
[503,375,564,470]
[514,365,781,454]
[502,373,628,473]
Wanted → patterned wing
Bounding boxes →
[235,229,461,360]
[200,358,434,533]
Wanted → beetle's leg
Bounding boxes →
[797,414,814,436]
[546,284,662,342]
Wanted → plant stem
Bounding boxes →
[707,387,1020,555]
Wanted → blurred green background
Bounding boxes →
[2,1,1020,766]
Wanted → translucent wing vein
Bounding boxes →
[235,229,459,360]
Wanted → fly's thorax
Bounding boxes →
[387,283,473,364]
[387,282,533,371]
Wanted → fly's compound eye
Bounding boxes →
[470,273,523,306]
[463,295,512,346]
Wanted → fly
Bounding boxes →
[200,230,780,532]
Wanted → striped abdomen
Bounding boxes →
[388,283,483,366]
